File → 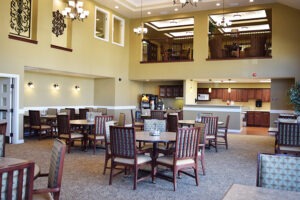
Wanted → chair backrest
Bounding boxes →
[79,108,89,120]
[175,127,201,160]
[105,121,116,144]
[178,110,183,120]
[277,122,300,147]
[117,113,126,126]
[65,108,76,120]
[47,139,66,190]
[97,108,107,115]
[201,112,213,117]
[57,114,71,137]
[257,153,300,192]
[0,161,34,200]
[222,115,230,133]
[201,116,218,136]
[194,122,207,146]
[0,122,7,157]
[29,110,41,126]
[47,108,57,115]
[167,114,178,132]
[94,115,114,136]
[110,126,136,159]
[144,119,166,132]
[150,110,165,120]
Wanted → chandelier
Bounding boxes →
[61,0,89,21]
[133,0,148,35]
[216,0,232,27]
[173,0,200,8]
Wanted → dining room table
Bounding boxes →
[70,119,95,151]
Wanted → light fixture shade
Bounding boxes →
[62,0,89,21]
[75,85,80,91]
[27,81,34,88]
[53,84,60,89]
[208,87,212,93]
[228,87,231,93]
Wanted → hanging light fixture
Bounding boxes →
[228,79,231,93]
[133,0,148,35]
[208,79,212,93]
[216,0,232,27]
[61,0,89,21]
[173,0,200,8]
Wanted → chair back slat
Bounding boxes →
[167,114,178,132]
[277,122,300,146]
[175,127,201,159]
[57,115,70,136]
[200,116,218,136]
[144,119,166,132]
[151,110,165,120]
[110,126,136,159]
[65,108,76,120]
[79,108,89,120]
[94,116,113,136]
[29,110,41,126]
[194,122,207,145]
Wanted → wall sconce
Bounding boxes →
[53,83,60,90]
[228,79,231,93]
[75,85,80,91]
[27,81,34,88]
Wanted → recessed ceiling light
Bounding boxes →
[174,8,178,12]
[147,11,151,15]
[115,5,119,9]
[216,3,221,6]
[249,0,254,2]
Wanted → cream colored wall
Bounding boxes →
[94,78,115,106]
[24,72,94,107]
[129,4,300,83]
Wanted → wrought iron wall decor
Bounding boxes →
[52,10,66,37]
[10,0,31,38]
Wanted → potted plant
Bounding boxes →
[288,81,300,115]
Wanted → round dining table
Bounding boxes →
[70,119,95,150]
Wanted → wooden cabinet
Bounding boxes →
[262,89,270,102]
[229,89,237,101]
[159,85,183,98]
[247,111,270,127]
[247,89,255,99]
[222,89,229,101]
[255,89,263,99]
[236,89,248,102]
[216,88,223,99]
[210,88,217,99]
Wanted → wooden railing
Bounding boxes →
[208,31,272,60]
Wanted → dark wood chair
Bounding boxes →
[257,153,300,192]
[155,127,201,191]
[0,161,34,200]
[217,115,230,149]
[88,115,113,154]
[57,114,84,153]
[33,139,67,200]
[0,122,7,157]
[131,109,144,130]
[201,116,219,152]
[195,122,208,175]
[275,122,300,155]
[65,108,76,120]
[103,120,116,175]
[109,126,153,190]
[150,110,165,120]
[29,110,53,139]
[117,113,126,126]
[167,114,178,132]
[79,108,89,120]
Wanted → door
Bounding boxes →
[0,78,13,142]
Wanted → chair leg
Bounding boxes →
[215,139,218,152]
[103,154,109,175]
[93,140,96,155]
[194,167,199,186]
[109,160,113,185]
[201,154,206,175]
[225,137,228,149]
[173,168,177,191]
[53,192,60,200]
[133,167,138,190]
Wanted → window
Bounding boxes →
[112,15,125,47]
[94,7,109,42]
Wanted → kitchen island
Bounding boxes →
[183,104,243,133]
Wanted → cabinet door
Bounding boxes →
[255,89,263,99]
[166,86,174,97]
[261,112,270,127]
[173,86,181,97]
[241,89,248,102]
[236,89,242,102]
[247,89,255,99]
[262,88,270,102]
[159,86,166,97]
[229,89,237,101]
[178,86,183,97]
[254,112,261,126]
[216,88,223,99]
[210,88,217,99]
[247,112,255,126]
[222,89,229,101]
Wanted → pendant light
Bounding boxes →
[208,79,212,93]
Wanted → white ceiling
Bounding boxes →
[94,0,300,19]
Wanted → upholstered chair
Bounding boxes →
[276,122,300,154]
[201,116,219,152]
[195,122,208,175]
[103,120,116,175]
[217,115,230,149]
[131,109,144,130]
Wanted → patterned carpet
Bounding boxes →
[6,134,275,200]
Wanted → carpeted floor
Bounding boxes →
[6,134,275,200]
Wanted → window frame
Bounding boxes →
[112,14,125,47]
[94,6,110,42]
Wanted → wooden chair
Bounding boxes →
[0,161,35,200]
[217,115,230,149]
[65,108,76,120]
[88,115,113,154]
[257,153,300,192]
[155,127,201,191]
[201,116,219,152]
[29,110,53,139]
[195,122,208,175]
[150,110,165,120]
[103,120,116,175]
[275,122,300,155]
[131,109,144,130]
[0,122,7,157]
[57,114,84,153]
[47,108,58,134]
[33,139,67,200]
[167,114,178,132]
[79,108,89,120]
[109,126,153,190]
[117,113,126,126]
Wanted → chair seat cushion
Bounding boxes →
[156,156,195,166]
[114,154,152,165]
[87,135,104,140]
[59,133,84,139]
[279,146,300,152]
[217,132,225,137]
[206,135,216,139]
[31,125,51,129]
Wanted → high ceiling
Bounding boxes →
[94,0,300,19]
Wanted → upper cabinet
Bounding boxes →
[159,85,183,98]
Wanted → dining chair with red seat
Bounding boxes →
[33,139,66,200]
[0,122,7,157]
[155,126,201,191]
[151,110,165,120]
[109,126,153,190]
[29,110,53,140]
[88,115,114,154]
[201,116,219,152]
[0,161,35,200]
[217,115,230,149]
[57,114,84,153]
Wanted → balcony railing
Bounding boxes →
[208,31,272,60]
[141,37,194,63]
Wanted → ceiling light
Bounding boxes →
[115,5,119,9]
[61,0,89,21]
[174,8,179,11]
[173,0,200,8]
[216,3,221,6]
[249,0,254,2]
[147,11,151,15]
[133,0,148,35]
[216,0,232,27]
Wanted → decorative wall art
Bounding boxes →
[10,0,31,38]
[52,10,66,37]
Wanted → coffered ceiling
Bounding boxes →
[94,0,300,19]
